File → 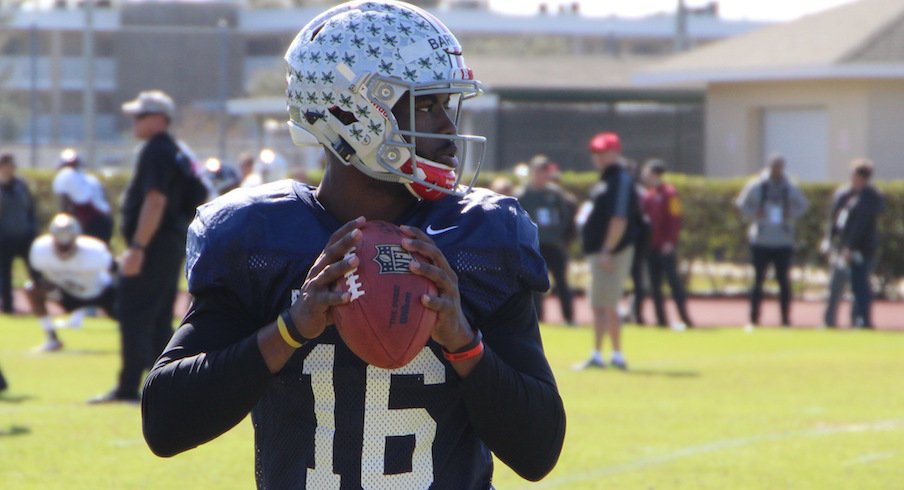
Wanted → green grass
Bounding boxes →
[1,317,903,489]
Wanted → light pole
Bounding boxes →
[674,0,689,52]
[83,0,97,168]
[29,23,38,169]
[217,18,229,161]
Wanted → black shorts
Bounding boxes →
[59,285,118,320]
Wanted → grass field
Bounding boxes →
[1,316,902,489]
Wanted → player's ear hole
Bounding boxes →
[310,23,325,41]
[328,106,359,126]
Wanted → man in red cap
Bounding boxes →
[579,132,640,370]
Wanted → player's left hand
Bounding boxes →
[399,225,475,353]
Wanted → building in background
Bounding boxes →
[637,0,904,181]
[0,0,763,171]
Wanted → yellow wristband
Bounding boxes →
[276,314,304,349]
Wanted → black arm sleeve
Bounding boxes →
[141,288,273,457]
[457,290,566,481]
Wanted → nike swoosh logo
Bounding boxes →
[426,225,459,236]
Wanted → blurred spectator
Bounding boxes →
[489,176,514,196]
[52,148,113,244]
[241,149,287,188]
[518,155,577,326]
[822,159,884,328]
[640,160,693,329]
[578,132,640,370]
[26,214,117,352]
[0,153,37,314]
[238,152,255,183]
[736,155,809,329]
[202,157,242,196]
[89,90,191,404]
[623,158,650,325]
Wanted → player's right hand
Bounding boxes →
[287,217,364,340]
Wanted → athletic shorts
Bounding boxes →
[59,285,118,320]
[589,246,634,309]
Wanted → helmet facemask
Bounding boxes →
[285,1,486,200]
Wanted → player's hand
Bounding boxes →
[288,217,364,340]
[119,248,144,277]
[399,225,475,353]
[661,242,674,255]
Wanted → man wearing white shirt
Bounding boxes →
[53,149,113,243]
[26,214,117,352]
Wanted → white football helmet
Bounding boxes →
[49,213,81,247]
[284,0,486,200]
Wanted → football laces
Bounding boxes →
[343,250,365,301]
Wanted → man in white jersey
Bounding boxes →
[26,214,117,352]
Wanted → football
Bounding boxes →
[332,220,438,369]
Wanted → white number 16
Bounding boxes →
[302,344,446,490]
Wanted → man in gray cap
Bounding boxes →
[90,90,194,403]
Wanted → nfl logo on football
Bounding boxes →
[373,244,414,274]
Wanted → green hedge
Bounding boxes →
[548,171,904,291]
[18,169,904,288]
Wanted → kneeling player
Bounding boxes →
[26,214,116,351]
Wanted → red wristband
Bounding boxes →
[442,330,483,362]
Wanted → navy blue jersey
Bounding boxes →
[183,181,549,489]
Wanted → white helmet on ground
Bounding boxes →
[284,0,486,200]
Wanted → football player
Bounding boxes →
[26,214,117,352]
[141,1,566,488]
[53,148,114,244]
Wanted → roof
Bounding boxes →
[7,6,766,39]
[467,55,655,90]
[636,0,904,85]
[240,8,765,39]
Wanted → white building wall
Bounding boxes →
[705,80,872,181]
[866,80,904,180]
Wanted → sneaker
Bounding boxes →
[54,317,83,330]
[744,323,756,333]
[87,391,140,405]
[611,358,629,371]
[670,321,687,332]
[573,357,606,370]
[33,339,63,353]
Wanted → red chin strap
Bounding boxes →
[401,158,456,201]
